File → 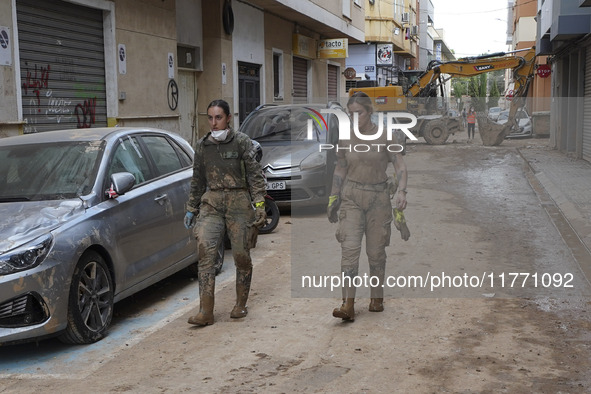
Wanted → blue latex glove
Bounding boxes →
[184,211,195,229]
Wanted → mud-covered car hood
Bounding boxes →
[0,199,85,253]
[258,142,319,170]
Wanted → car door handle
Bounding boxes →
[154,194,168,205]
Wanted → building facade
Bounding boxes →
[418,0,434,71]
[0,0,364,142]
[346,0,418,90]
[537,0,591,161]
[505,0,552,136]
[198,0,364,138]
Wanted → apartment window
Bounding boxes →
[342,0,351,19]
[346,80,357,93]
[394,0,404,20]
[273,50,284,100]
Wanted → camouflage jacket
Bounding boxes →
[186,129,265,213]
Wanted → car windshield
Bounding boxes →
[0,141,104,201]
[241,107,327,142]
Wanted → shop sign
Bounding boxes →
[376,44,393,65]
[293,34,317,59]
[318,38,348,59]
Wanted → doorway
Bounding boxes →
[178,70,198,145]
[238,62,261,123]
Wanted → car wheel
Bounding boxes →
[259,196,280,234]
[187,240,225,277]
[59,251,113,344]
[423,120,449,145]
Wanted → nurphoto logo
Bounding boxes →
[306,109,418,153]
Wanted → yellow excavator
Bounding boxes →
[348,47,537,146]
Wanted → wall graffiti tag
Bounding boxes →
[17,3,107,133]
[75,97,96,128]
[22,63,51,113]
[46,93,73,124]
[20,60,105,132]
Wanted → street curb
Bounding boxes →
[518,148,591,287]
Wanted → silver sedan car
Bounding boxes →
[239,104,340,208]
[0,127,221,345]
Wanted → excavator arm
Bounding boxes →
[347,47,538,146]
[407,48,537,145]
[407,47,536,98]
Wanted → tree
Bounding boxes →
[451,78,468,99]
[468,73,487,112]
[488,78,500,108]
[451,78,470,111]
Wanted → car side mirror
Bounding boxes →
[106,172,136,198]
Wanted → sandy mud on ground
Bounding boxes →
[2,137,591,393]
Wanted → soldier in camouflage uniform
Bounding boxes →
[184,99,266,326]
[327,92,408,322]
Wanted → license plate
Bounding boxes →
[266,181,286,190]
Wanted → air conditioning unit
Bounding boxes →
[411,25,419,36]
[401,12,409,23]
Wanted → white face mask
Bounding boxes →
[211,128,230,141]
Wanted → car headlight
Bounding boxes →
[300,151,326,171]
[0,234,53,275]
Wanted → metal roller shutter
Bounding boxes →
[17,0,107,133]
[293,57,308,104]
[328,64,338,102]
[584,46,591,162]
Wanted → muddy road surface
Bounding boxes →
[2,135,591,393]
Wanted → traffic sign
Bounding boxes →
[506,89,514,101]
[537,64,551,78]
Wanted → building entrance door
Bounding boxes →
[178,70,198,145]
[238,62,261,124]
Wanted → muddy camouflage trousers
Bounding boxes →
[336,181,393,297]
[193,189,257,275]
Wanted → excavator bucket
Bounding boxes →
[477,117,511,146]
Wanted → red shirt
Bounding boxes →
[467,112,476,124]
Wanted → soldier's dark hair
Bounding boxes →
[347,91,373,114]
[207,99,231,116]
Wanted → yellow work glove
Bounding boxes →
[393,208,410,241]
[327,195,341,223]
[253,201,267,228]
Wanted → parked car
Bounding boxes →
[487,107,503,122]
[447,109,459,118]
[0,127,223,345]
[496,108,533,138]
[239,103,341,208]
